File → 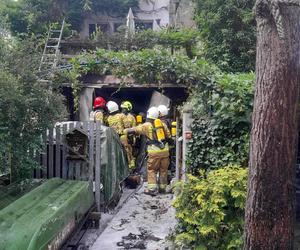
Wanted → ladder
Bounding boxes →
[39,19,65,82]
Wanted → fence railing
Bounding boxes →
[34,121,102,211]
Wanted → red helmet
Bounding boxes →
[93,97,106,109]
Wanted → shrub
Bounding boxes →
[187,73,254,173]
[173,166,247,249]
[0,36,66,180]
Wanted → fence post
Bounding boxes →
[88,122,94,183]
[42,131,47,178]
[48,127,54,178]
[95,121,101,212]
[175,116,180,181]
[62,124,68,179]
[55,125,61,178]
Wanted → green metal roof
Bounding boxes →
[0,178,94,250]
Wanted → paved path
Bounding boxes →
[91,185,177,250]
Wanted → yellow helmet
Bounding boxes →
[121,101,133,111]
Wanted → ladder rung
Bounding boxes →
[46,45,58,48]
[49,38,60,41]
[50,30,62,32]
[41,62,55,66]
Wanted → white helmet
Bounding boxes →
[147,107,159,120]
[158,105,169,117]
[107,101,119,113]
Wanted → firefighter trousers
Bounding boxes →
[147,152,170,191]
[120,135,134,169]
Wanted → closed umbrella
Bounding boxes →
[126,8,135,38]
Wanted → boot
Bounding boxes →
[144,188,158,196]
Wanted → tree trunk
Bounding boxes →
[244,2,300,249]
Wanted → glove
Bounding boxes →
[124,128,135,135]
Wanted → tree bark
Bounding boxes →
[244,2,300,249]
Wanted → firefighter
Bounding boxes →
[106,101,126,134]
[158,104,176,187]
[106,101,131,166]
[124,107,171,195]
[121,101,136,169]
[90,96,107,123]
[121,101,136,128]
[157,105,170,128]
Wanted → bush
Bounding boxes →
[187,73,254,173]
[173,166,247,249]
[0,36,66,180]
[84,28,201,57]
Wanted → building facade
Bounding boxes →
[79,0,195,38]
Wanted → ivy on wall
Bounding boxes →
[187,72,254,173]
[55,49,211,110]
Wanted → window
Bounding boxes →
[135,21,153,31]
[89,23,110,36]
[97,23,110,33]
[89,24,96,36]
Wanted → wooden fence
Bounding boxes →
[0,148,10,178]
[33,121,102,211]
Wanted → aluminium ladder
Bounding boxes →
[39,19,65,83]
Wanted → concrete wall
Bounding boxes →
[79,14,126,38]
[169,0,196,28]
[136,0,169,30]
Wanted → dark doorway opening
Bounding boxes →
[93,87,188,116]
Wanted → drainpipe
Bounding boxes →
[181,103,193,182]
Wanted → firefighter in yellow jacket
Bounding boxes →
[125,107,171,195]
[121,101,136,169]
[106,101,130,164]
[106,101,125,133]
[89,96,107,123]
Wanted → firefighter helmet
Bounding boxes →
[121,101,133,111]
[93,97,106,109]
[158,105,169,117]
[147,107,159,120]
[107,101,119,113]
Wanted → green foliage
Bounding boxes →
[158,28,201,58]
[173,166,247,249]
[89,28,201,58]
[60,48,207,85]
[0,35,66,179]
[1,0,139,35]
[194,0,256,72]
[55,49,211,108]
[187,72,254,173]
